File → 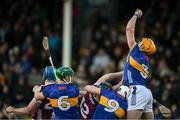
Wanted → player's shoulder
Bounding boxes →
[42,84,57,90]
[83,92,99,105]
[129,43,137,51]
[100,87,113,95]
[56,83,78,87]
[42,84,66,94]
[59,83,79,94]
[130,43,140,53]
[67,83,79,90]
[130,44,148,60]
[43,83,74,88]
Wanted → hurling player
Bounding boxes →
[124,9,156,119]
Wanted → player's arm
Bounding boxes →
[112,78,123,91]
[34,91,46,101]
[95,71,124,85]
[34,85,46,101]
[84,85,100,95]
[6,98,41,116]
[126,9,142,49]
[78,90,87,98]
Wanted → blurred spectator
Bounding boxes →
[28,68,42,87]
[90,48,110,74]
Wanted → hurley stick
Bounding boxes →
[153,99,171,118]
[42,36,55,68]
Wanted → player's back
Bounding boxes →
[92,88,127,119]
[79,92,99,119]
[32,99,52,119]
[123,44,150,86]
[42,83,80,119]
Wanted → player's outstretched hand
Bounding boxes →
[135,9,143,18]
[5,106,14,113]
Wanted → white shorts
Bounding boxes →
[127,85,153,113]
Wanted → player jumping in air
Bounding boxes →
[5,66,56,119]
[80,71,124,119]
[124,9,156,119]
[34,66,80,119]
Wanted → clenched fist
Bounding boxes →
[6,106,14,113]
[135,9,143,18]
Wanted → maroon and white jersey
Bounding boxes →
[32,84,53,119]
[32,98,53,119]
[80,92,99,119]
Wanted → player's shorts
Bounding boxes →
[127,85,153,113]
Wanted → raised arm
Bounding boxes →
[84,71,124,96]
[126,9,142,49]
[95,71,124,85]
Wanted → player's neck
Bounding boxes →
[57,80,66,84]
[44,81,55,85]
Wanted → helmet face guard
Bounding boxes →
[56,67,74,83]
[138,38,156,56]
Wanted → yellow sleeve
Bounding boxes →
[97,88,101,95]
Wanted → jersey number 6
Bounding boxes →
[58,96,70,111]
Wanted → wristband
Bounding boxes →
[134,14,138,18]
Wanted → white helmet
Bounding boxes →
[117,85,130,99]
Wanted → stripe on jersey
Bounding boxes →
[99,96,125,118]
[129,56,149,77]
[49,97,78,108]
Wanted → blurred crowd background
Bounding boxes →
[0,0,179,119]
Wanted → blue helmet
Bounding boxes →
[43,66,56,81]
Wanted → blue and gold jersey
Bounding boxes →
[92,88,127,119]
[123,44,150,86]
[42,84,79,119]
